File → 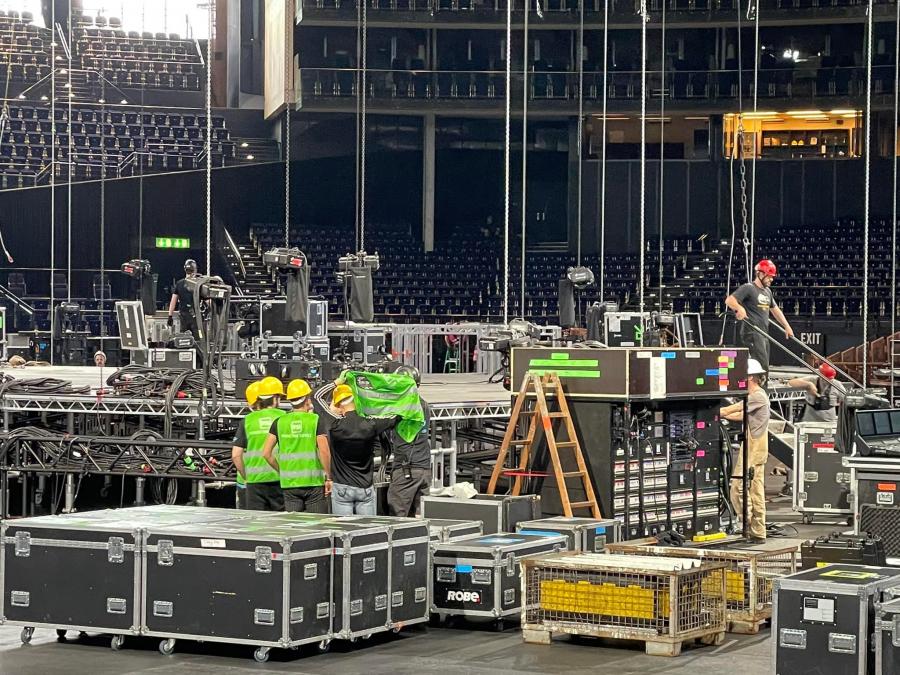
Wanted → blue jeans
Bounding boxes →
[331,483,376,515]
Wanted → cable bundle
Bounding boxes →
[0,376,90,396]
[105,365,221,399]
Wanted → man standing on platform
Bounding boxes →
[167,259,202,343]
[724,259,794,372]
[262,379,332,513]
[231,376,285,511]
[721,358,771,543]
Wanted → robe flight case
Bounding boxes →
[430,532,567,627]
[515,517,622,553]
[421,494,541,534]
[0,506,239,648]
[143,518,333,662]
[773,564,900,675]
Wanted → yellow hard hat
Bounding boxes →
[245,381,261,407]
[332,383,354,407]
[257,376,284,398]
[286,379,312,402]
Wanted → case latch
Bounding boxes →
[255,546,273,573]
[108,537,125,564]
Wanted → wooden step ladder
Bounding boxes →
[487,371,601,518]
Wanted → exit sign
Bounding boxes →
[155,237,190,249]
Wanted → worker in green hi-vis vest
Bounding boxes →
[234,380,263,509]
[262,379,333,513]
[231,376,286,511]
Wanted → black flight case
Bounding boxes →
[876,596,900,674]
[427,518,484,544]
[430,532,567,628]
[515,517,622,553]
[142,517,333,662]
[773,564,900,675]
[0,506,239,648]
[421,494,541,534]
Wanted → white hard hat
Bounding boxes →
[747,358,765,376]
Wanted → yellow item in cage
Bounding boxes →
[692,532,727,542]
[539,579,669,620]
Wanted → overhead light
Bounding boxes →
[240,142,248,148]
[842,113,858,118]
[246,154,255,160]
[830,109,857,115]
[787,110,822,116]
[40,95,48,101]
[64,83,70,88]
[98,98,105,103]
[742,111,779,118]
[120,99,127,104]
[60,69,67,74]
[18,94,24,99]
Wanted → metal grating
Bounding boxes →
[522,553,726,638]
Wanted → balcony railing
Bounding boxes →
[299,0,896,17]
[299,64,897,103]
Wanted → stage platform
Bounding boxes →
[0,366,511,423]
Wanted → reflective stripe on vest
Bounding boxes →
[243,408,284,484]
[276,411,323,488]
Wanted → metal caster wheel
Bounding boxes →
[20,627,34,645]
[110,635,125,651]
[392,626,402,634]
[159,638,176,656]
[494,620,505,633]
[317,640,331,653]
[802,515,812,525]
[348,636,358,644]
[253,647,270,663]
[56,629,67,641]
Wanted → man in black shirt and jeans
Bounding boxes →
[167,259,202,343]
[385,397,432,517]
[327,384,400,515]
[724,259,794,373]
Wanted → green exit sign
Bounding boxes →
[155,237,191,249]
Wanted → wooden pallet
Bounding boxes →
[727,614,771,635]
[522,624,727,657]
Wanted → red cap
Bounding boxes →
[755,259,777,277]
[819,363,836,380]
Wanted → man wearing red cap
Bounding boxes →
[788,363,843,423]
[725,259,794,372]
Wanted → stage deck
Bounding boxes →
[0,366,511,422]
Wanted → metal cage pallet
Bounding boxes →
[605,541,801,634]
[519,552,727,657]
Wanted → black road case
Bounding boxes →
[876,596,900,675]
[421,494,541,534]
[337,516,430,627]
[142,518,333,662]
[430,532,567,625]
[801,533,887,570]
[264,513,393,641]
[773,564,900,675]
[1,506,238,647]
[427,519,484,544]
[515,517,622,553]
[794,423,850,521]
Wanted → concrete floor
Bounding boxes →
[0,484,840,675]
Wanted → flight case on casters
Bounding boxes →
[515,517,622,553]
[792,423,850,523]
[142,518,334,662]
[876,596,900,675]
[430,532,568,629]
[773,564,900,675]
[335,515,431,628]
[0,506,239,648]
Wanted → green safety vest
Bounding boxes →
[275,411,324,489]
[242,408,285,484]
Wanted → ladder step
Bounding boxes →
[546,412,568,419]
[554,441,577,448]
[561,471,587,478]
[509,439,532,446]
[568,501,596,509]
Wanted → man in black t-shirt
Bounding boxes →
[327,384,400,515]
[725,259,794,373]
[384,397,432,517]
[167,259,201,342]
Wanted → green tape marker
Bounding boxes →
[529,369,601,379]
[529,359,600,368]
[696,378,704,386]
[550,353,571,360]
